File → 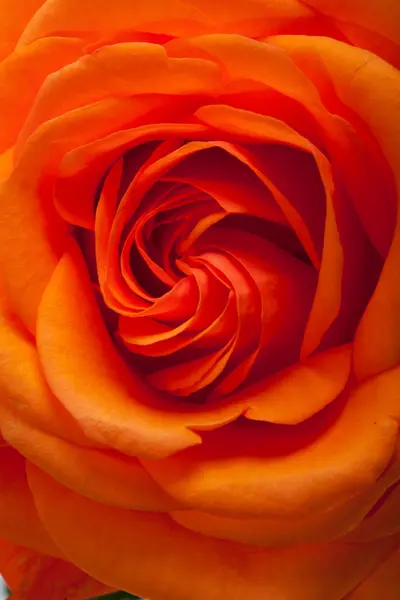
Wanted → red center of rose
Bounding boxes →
[75,139,327,401]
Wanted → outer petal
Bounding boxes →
[301,0,400,47]
[0,94,172,330]
[269,36,400,379]
[0,403,182,511]
[348,545,400,600]
[0,37,83,153]
[0,446,60,555]
[0,538,114,600]
[166,34,325,113]
[17,42,221,153]
[143,366,400,518]
[170,452,399,547]
[273,36,400,377]
[27,464,400,600]
[344,476,400,543]
[0,283,88,445]
[0,148,13,183]
[18,0,312,45]
[0,0,44,60]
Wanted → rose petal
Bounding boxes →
[0,95,161,330]
[163,145,286,227]
[166,34,331,125]
[120,266,231,358]
[0,447,60,555]
[36,239,245,458]
[347,545,400,600]
[18,0,312,45]
[0,538,114,600]
[143,365,400,518]
[56,101,175,230]
[0,148,13,183]
[0,286,88,445]
[197,220,317,382]
[301,0,400,47]
[230,344,351,425]
[17,42,221,154]
[345,477,400,543]
[171,447,399,545]
[0,0,44,60]
[195,105,325,255]
[148,337,236,396]
[269,36,400,378]
[194,105,346,356]
[192,249,262,395]
[336,20,400,69]
[0,407,181,511]
[28,464,399,600]
[0,37,83,153]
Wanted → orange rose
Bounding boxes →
[0,1,399,599]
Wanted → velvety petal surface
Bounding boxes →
[28,464,400,600]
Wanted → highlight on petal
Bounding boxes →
[28,464,399,600]
[0,538,114,600]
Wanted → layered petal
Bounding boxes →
[143,365,400,518]
[28,464,400,600]
[18,0,313,45]
[0,446,60,555]
[171,449,399,546]
[0,285,87,445]
[348,545,400,600]
[36,239,246,459]
[301,0,400,47]
[233,344,352,424]
[195,104,343,355]
[0,89,183,330]
[269,36,400,379]
[0,36,83,153]
[1,404,182,511]
[17,42,221,152]
[0,538,114,600]
[0,0,44,60]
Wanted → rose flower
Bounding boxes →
[0,1,399,599]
